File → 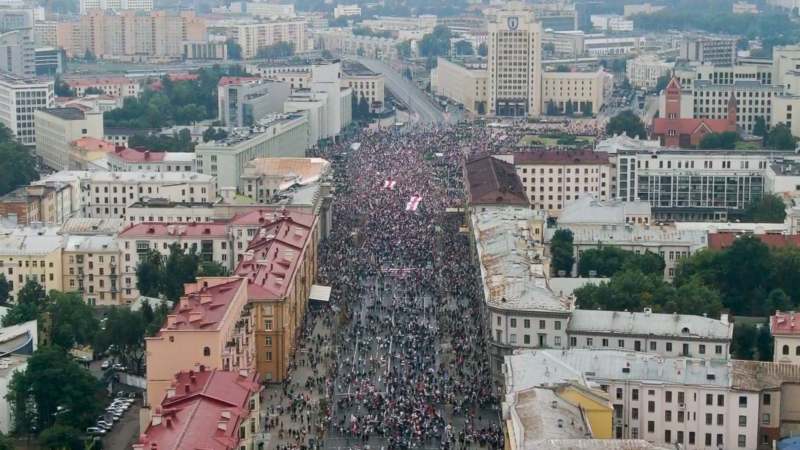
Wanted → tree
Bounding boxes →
[757,324,774,361]
[94,307,146,374]
[555,64,571,73]
[766,123,797,150]
[732,323,758,359]
[83,50,95,62]
[477,42,488,57]
[578,247,665,277]
[54,76,75,97]
[564,100,574,115]
[0,125,39,196]
[606,110,647,139]
[38,425,83,450]
[654,73,671,93]
[543,42,556,53]
[202,127,228,143]
[48,291,99,350]
[358,95,370,118]
[396,40,412,58]
[453,40,474,56]
[136,250,163,298]
[7,346,101,435]
[766,289,791,316]
[226,39,242,60]
[743,193,786,223]
[419,25,452,57]
[161,244,199,302]
[2,279,46,327]
[753,116,768,138]
[0,274,9,304]
[256,42,295,59]
[550,229,575,276]
[199,261,229,277]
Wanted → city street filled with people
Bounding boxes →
[262,124,509,450]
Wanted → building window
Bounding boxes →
[648,401,655,413]
[738,435,746,448]
[763,413,770,424]
[739,416,747,427]
[763,393,771,405]
[718,394,725,406]
[265,319,273,331]
[739,396,747,408]
[647,421,654,433]
[203,346,210,356]
[265,351,272,362]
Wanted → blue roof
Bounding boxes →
[778,437,800,450]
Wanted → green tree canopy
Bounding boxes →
[0,125,39,196]
[606,110,647,139]
[38,424,83,450]
[419,25,452,57]
[578,247,665,277]
[453,40,474,56]
[477,42,488,57]
[550,229,575,276]
[743,193,786,223]
[2,279,46,327]
[766,123,797,150]
[256,42,295,59]
[699,131,737,149]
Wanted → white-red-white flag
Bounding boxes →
[383,178,396,190]
[406,194,422,211]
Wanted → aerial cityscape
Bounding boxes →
[2,0,800,449]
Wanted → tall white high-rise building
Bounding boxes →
[0,73,54,145]
[486,1,542,117]
[79,0,153,14]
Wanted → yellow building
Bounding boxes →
[62,235,120,306]
[0,226,63,301]
[542,70,611,116]
[557,384,614,439]
[431,57,488,115]
[342,60,385,112]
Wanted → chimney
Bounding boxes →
[720,313,729,325]
[166,315,177,327]
[151,409,163,427]
[190,373,197,384]
[166,387,176,398]
[217,421,227,432]
[199,364,206,372]
[165,418,172,428]
[184,384,190,394]
[144,150,150,160]
[220,410,232,419]
[239,368,249,378]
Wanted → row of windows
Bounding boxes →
[571,336,724,354]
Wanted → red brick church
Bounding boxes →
[651,78,737,148]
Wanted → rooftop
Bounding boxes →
[60,217,126,235]
[465,155,529,206]
[71,137,118,152]
[708,232,800,251]
[568,309,732,341]
[65,76,134,87]
[772,160,800,176]
[40,107,86,121]
[0,226,63,256]
[119,222,229,239]
[108,147,195,163]
[38,170,214,184]
[558,195,651,226]
[64,235,117,253]
[217,76,261,87]
[546,224,708,248]
[512,150,610,165]
[732,359,800,391]
[196,114,305,148]
[506,349,734,393]
[159,278,245,333]
[242,157,330,190]
[234,212,315,300]
[341,60,379,77]
[135,367,260,450]
[471,206,569,313]
[771,311,800,336]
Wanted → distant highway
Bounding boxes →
[358,58,455,124]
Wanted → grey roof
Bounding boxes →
[471,206,570,313]
[0,226,62,256]
[548,278,607,298]
[546,224,708,248]
[505,349,734,393]
[41,107,85,121]
[64,235,118,252]
[558,195,651,226]
[60,218,125,235]
[568,309,733,340]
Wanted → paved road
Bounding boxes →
[358,59,453,124]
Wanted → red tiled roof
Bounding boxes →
[512,150,610,165]
[218,76,260,87]
[65,77,134,87]
[708,232,800,251]
[772,311,800,336]
[110,147,166,162]
[234,213,315,300]
[161,278,245,332]
[71,137,118,152]
[651,117,734,136]
[119,222,229,238]
[465,155,529,206]
[136,368,260,450]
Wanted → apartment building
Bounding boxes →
[431,58,488,115]
[0,226,63,301]
[106,148,196,173]
[79,0,153,14]
[0,29,34,77]
[135,368,262,450]
[117,222,231,301]
[233,210,318,382]
[34,20,57,47]
[542,70,610,115]
[0,73,54,145]
[144,277,252,407]
[229,19,307,59]
[217,76,290,127]
[616,149,771,221]
[34,107,104,171]
[62,235,119,306]
[506,151,612,215]
[486,1,542,117]
[316,30,400,61]
[341,60,384,112]
[64,77,140,98]
[195,114,309,192]
[505,349,760,449]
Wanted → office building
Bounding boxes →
[542,69,611,115]
[0,73,54,145]
[135,368,262,450]
[107,148,196,173]
[616,148,771,221]
[623,3,665,16]
[333,4,360,18]
[217,76,291,127]
[34,47,64,76]
[680,36,737,66]
[771,311,800,365]
[341,60,385,112]
[0,29,34,77]
[195,114,309,192]
[33,20,56,47]
[181,41,227,60]
[316,30,400,61]
[430,57,488,115]
[486,1,542,117]
[228,19,307,59]
[626,55,674,90]
[589,14,633,32]
[733,1,759,13]
[34,107,104,171]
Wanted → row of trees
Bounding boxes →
[104,65,250,130]
[136,244,228,302]
[577,246,665,278]
[351,93,372,121]
[128,129,196,152]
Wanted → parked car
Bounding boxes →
[101,360,111,370]
[96,421,112,430]
[86,427,106,436]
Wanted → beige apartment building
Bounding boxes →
[431,57,488,115]
[62,235,120,306]
[65,77,140,98]
[57,10,206,60]
[0,226,63,301]
[34,107,104,171]
[504,150,612,214]
[541,70,611,115]
[229,19,307,59]
[487,1,542,117]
